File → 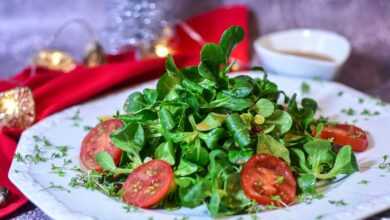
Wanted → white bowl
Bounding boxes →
[254,29,351,80]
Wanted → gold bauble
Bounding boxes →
[33,50,76,72]
[83,41,106,67]
[0,87,35,129]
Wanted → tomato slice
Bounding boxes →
[241,154,296,206]
[122,160,174,208]
[80,119,123,171]
[316,124,368,152]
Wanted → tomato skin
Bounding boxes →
[316,124,368,152]
[80,119,123,171]
[241,154,296,206]
[122,160,174,208]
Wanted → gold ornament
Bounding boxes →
[0,87,35,129]
[154,26,174,58]
[154,42,171,58]
[83,41,106,67]
[33,50,77,72]
[139,26,174,59]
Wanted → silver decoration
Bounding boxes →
[102,0,175,53]
[0,186,9,207]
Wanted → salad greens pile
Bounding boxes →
[87,26,358,216]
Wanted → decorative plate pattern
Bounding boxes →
[9,72,390,220]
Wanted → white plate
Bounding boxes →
[9,72,390,220]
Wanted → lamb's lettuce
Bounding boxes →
[86,26,360,217]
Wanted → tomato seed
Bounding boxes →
[131,181,142,192]
[146,169,157,177]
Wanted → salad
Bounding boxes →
[78,26,368,216]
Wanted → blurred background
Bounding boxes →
[1,0,390,100]
[1,0,390,95]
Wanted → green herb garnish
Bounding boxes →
[50,159,73,177]
[358,180,369,185]
[123,204,138,213]
[301,82,310,94]
[360,109,380,116]
[69,109,82,127]
[341,108,356,116]
[379,155,390,171]
[328,200,347,206]
[41,182,70,193]
[83,125,93,131]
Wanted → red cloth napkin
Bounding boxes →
[0,5,250,218]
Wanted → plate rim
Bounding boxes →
[9,72,390,220]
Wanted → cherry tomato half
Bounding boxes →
[122,160,174,208]
[80,119,123,171]
[316,124,368,152]
[241,154,297,206]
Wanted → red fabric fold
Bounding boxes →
[172,5,250,65]
[0,5,250,218]
[34,58,165,120]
